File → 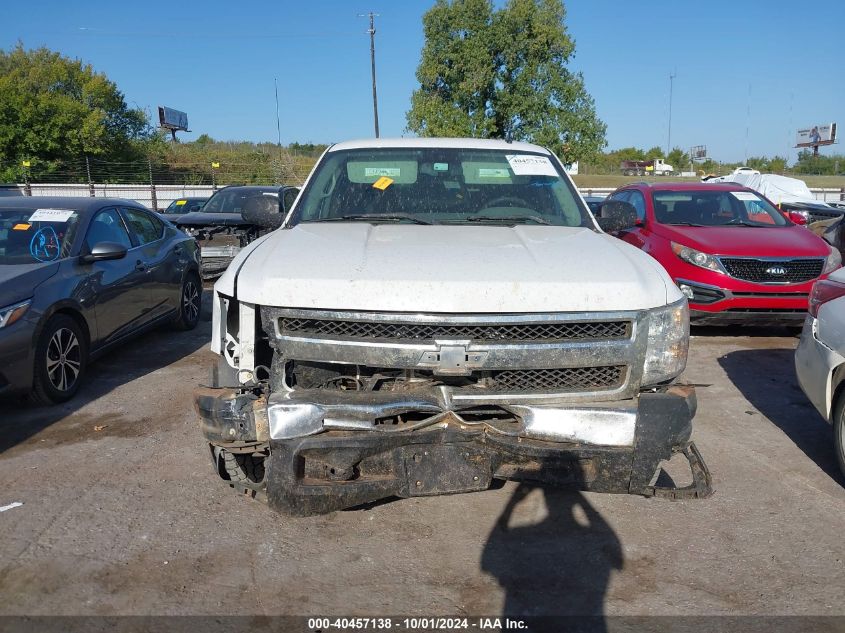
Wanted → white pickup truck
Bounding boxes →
[194,138,711,515]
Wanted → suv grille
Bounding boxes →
[719,258,824,283]
[489,366,625,392]
[279,318,630,342]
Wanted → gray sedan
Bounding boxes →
[0,197,201,404]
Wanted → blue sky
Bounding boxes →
[4,0,843,163]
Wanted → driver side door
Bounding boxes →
[79,207,149,348]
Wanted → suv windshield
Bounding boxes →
[653,190,788,227]
[203,189,278,214]
[289,148,589,227]
[0,208,80,265]
[164,199,205,214]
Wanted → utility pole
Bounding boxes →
[359,12,380,137]
[274,77,283,165]
[85,156,94,197]
[667,72,676,156]
[745,83,751,164]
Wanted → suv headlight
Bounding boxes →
[643,298,689,385]
[671,242,726,274]
[823,244,842,274]
[0,300,31,329]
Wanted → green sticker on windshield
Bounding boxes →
[433,162,448,171]
[364,167,401,178]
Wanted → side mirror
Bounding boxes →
[80,242,128,263]
[596,200,639,232]
[282,186,300,214]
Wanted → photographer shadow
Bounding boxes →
[481,483,623,630]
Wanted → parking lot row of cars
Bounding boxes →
[0,184,300,404]
[592,180,845,476]
[3,139,845,514]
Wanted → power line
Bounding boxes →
[75,27,359,40]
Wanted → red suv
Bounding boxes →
[602,182,841,324]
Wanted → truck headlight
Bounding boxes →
[0,300,31,329]
[823,244,842,274]
[671,242,726,274]
[643,298,689,385]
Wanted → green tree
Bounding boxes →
[613,147,646,162]
[0,44,156,181]
[406,0,606,163]
[666,147,689,172]
[644,146,664,160]
[793,151,843,176]
[767,156,787,173]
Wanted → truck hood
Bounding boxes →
[654,224,830,258]
[225,223,675,312]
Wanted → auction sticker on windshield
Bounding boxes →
[506,154,557,177]
[28,208,76,223]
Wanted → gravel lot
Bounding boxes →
[1,295,844,621]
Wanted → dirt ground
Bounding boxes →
[1,296,844,621]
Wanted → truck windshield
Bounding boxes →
[289,147,590,227]
[653,190,789,227]
[0,208,80,265]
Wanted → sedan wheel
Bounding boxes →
[835,394,845,479]
[183,280,200,323]
[31,314,88,405]
[173,273,202,331]
[46,327,82,392]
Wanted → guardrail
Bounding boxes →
[2,183,843,209]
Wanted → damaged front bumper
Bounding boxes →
[195,384,711,516]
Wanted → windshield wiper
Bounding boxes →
[305,213,432,225]
[459,215,551,225]
[665,221,705,227]
[720,219,763,227]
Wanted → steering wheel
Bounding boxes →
[482,196,528,209]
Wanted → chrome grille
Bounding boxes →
[279,318,631,342]
[489,366,625,392]
[719,258,824,283]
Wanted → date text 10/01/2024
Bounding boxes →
[307,618,528,631]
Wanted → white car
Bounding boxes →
[795,267,845,475]
[193,138,712,515]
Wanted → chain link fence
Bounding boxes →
[1,149,320,209]
[2,151,842,208]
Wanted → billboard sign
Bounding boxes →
[690,145,707,160]
[158,106,189,132]
[796,123,836,148]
